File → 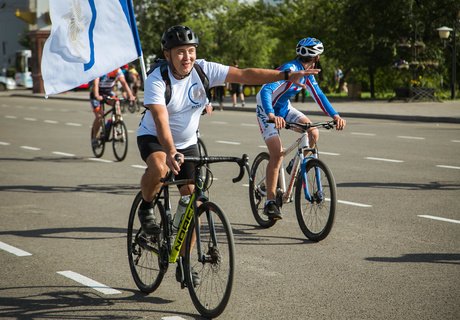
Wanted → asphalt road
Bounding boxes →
[1,96,459,320]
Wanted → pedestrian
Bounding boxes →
[229,61,245,107]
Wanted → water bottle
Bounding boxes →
[172,195,190,230]
[286,158,295,174]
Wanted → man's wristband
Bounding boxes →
[284,70,291,80]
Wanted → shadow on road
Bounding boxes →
[365,253,460,265]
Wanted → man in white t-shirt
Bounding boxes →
[136,25,319,236]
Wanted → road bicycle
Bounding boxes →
[196,132,211,190]
[249,120,337,241]
[90,96,128,161]
[127,153,250,318]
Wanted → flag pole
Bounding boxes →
[126,0,147,81]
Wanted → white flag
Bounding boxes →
[42,0,142,95]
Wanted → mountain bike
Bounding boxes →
[249,120,337,241]
[90,96,128,161]
[127,154,250,318]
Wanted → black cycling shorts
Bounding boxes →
[137,135,199,182]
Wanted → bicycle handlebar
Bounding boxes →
[267,119,336,131]
[164,154,250,184]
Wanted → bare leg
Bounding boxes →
[265,135,283,201]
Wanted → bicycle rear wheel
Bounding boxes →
[185,201,235,318]
[112,120,128,161]
[127,191,166,293]
[91,122,105,158]
[248,152,276,228]
[197,137,211,190]
[294,158,337,241]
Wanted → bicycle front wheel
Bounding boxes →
[91,122,105,158]
[185,201,235,318]
[112,120,128,161]
[249,152,276,228]
[294,158,337,241]
[127,191,167,293]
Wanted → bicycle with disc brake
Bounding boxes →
[90,96,128,161]
[249,120,337,241]
[127,153,250,318]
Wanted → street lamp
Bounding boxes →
[437,20,458,99]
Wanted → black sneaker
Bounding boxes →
[176,258,201,288]
[263,200,282,220]
[138,207,161,235]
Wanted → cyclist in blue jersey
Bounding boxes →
[256,37,346,220]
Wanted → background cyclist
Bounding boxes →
[90,68,135,147]
[136,25,320,284]
[256,37,346,220]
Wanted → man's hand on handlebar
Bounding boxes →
[333,115,346,130]
[268,113,285,129]
[167,153,183,175]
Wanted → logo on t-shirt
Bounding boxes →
[188,82,206,107]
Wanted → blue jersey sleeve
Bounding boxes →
[305,75,339,117]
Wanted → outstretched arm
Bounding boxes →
[225,65,320,88]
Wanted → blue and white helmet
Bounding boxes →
[296,37,324,57]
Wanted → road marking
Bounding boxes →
[216,140,241,145]
[24,117,37,121]
[351,132,376,136]
[241,123,258,127]
[436,165,460,170]
[397,135,425,140]
[418,215,460,224]
[5,115,17,119]
[162,317,187,320]
[131,164,147,169]
[451,140,460,143]
[0,241,32,256]
[65,122,82,127]
[57,271,122,295]
[211,121,228,125]
[258,145,267,148]
[21,146,41,151]
[337,199,372,207]
[321,151,340,156]
[44,120,58,124]
[52,151,75,157]
[365,157,404,163]
[88,158,113,163]
[0,141,10,146]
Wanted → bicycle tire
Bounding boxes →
[294,158,337,241]
[127,191,166,293]
[112,121,128,161]
[197,137,211,190]
[185,201,235,318]
[91,122,105,158]
[248,152,276,228]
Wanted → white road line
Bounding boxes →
[211,121,228,125]
[52,151,75,157]
[258,145,267,149]
[321,151,340,156]
[0,241,32,256]
[21,146,41,151]
[365,157,404,163]
[131,164,147,169]
[241,123,258,127]
[57,271,122,295]
[162,316,187,320]
[436,165,460,170]
[337,199,372,207]
[451,140,460,143]
[24,117,37,121]
[216,140,241,145]
[242,183,250,187]
[44,120,58,124]
[88,158,113,163]
[418,215,460,224]
[0,141,11,146]
[65,122,82,127]
[351,132,376,136]
[397,135,425,140]
[5,115,17,119]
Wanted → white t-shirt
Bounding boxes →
[138,59,229,149]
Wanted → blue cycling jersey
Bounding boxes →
[258,58,338,119]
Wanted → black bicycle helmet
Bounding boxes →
[161,25,199,50]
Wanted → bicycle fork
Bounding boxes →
[300,157,324,203]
